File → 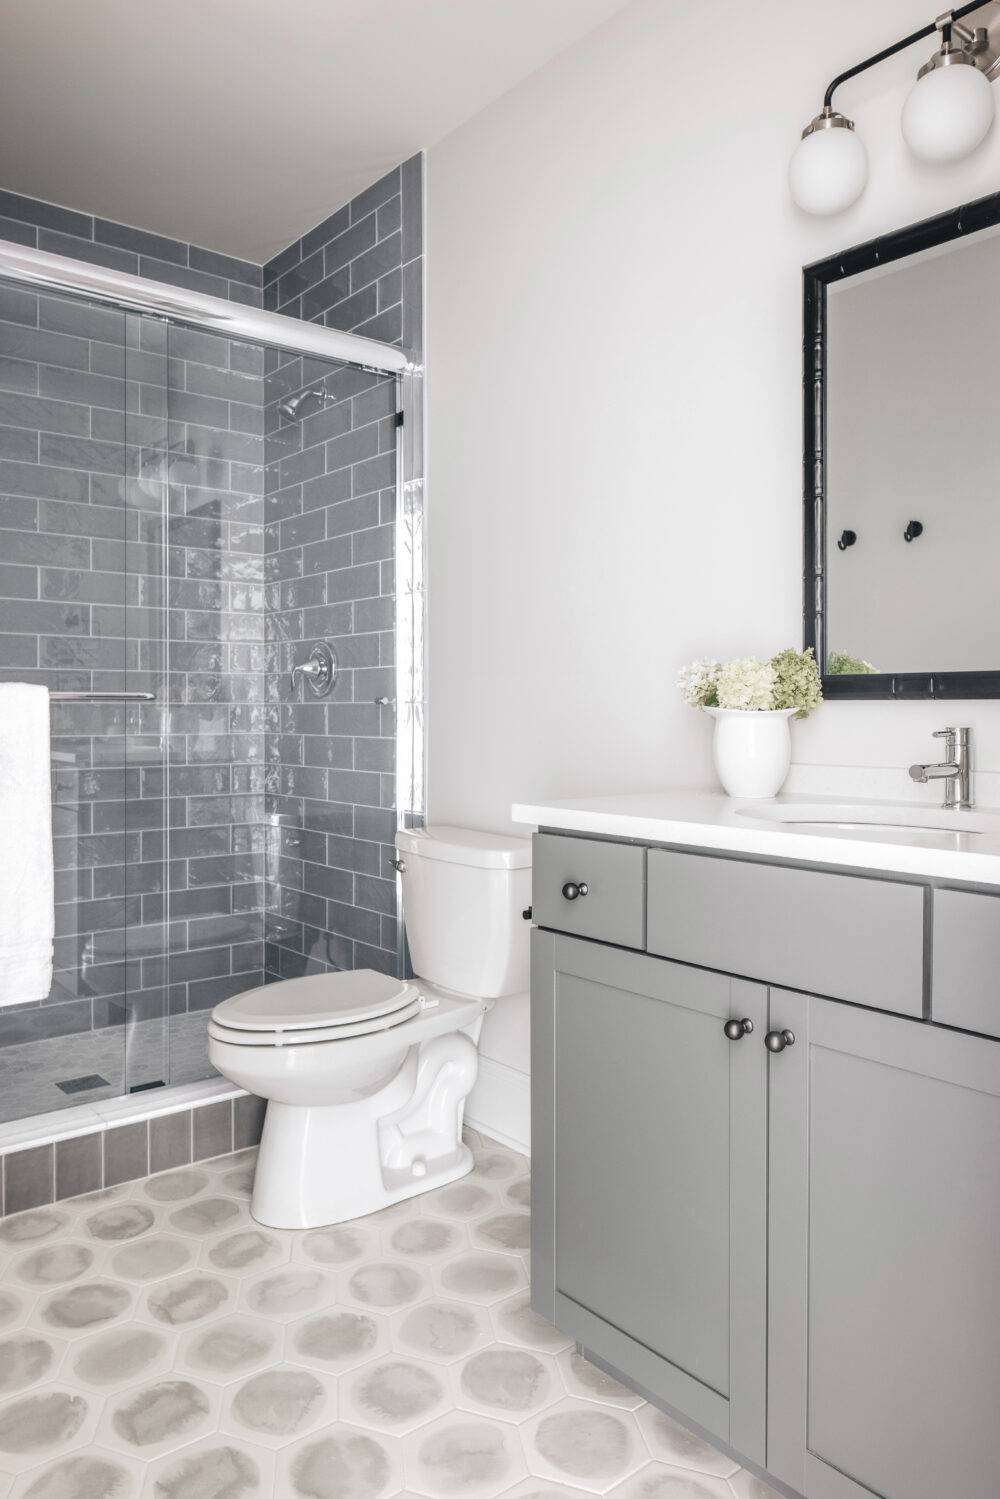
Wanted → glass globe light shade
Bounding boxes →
[901,56,994,163]
[789,116,868,215]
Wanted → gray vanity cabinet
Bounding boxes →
[767,989,1000,1499]
[531,929,769,1463]
[532,830,1000,1499]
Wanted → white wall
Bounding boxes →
[425,0,1000,1139]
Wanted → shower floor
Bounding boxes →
[0,1012,215,1124]
[0,1129,778,1498]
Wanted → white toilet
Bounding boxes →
[208,825,531,1229]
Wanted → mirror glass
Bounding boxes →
[824,224,1000,677]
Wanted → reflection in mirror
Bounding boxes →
[824,225,1000,678]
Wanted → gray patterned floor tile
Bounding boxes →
[0,1133,774,1499]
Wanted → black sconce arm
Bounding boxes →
[822,0,994,112]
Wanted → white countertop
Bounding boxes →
[511,789,1000,886]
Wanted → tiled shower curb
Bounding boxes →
[0,1081,265,1216]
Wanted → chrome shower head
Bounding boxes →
[278,387,328,422]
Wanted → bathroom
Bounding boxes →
[0,0,998,1494]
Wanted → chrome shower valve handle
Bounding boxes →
[291,642,337,698]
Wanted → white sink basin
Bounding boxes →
[737,802,1000,837]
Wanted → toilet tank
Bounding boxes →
[395,825,532,998]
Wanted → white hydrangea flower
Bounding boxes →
[714,656,776,712]
[677,659,720,708]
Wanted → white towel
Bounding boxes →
[0,684,54,1005]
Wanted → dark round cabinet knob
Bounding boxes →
[764,1029,796,1053]
[561,881,589,901]
[723,1018,754,1041]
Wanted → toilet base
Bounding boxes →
[249,1030,480,1228]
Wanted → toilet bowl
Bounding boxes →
[208,825,531,1229]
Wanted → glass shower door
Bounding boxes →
[0,274,403,1129]
[0,283,143,1120]
[132,316,269,1091]
[119,311,171,1096]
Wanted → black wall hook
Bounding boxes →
[903,520,924,543]
[837,529,858,551]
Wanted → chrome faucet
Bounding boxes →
[908,726,973,809]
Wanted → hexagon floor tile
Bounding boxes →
[10,1445,145,1499]
[278,1421,404,1499]
[142,1433,276,1497]
[340,1354,453,1435]
[522,1398,648,1494]
[97,1373,221,1460]
[0,1130,776,1497]
[403,1410,528,1498]
[609,1467,736,1499]
[220,1363,338,1448]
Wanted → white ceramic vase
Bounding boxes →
[704,707,797,799]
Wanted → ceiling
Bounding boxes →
[0,0,633,265]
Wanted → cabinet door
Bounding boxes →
[768,991,1000,1499]
[532,930,768,1462]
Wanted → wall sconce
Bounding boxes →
[790,2,999,216]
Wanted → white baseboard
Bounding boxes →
[466,1056,531,1157]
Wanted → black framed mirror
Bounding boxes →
[803,187,1000,700]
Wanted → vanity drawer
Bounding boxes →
[932,888,1000,1039]
[532,834,645,948]
[647,850,925,1017]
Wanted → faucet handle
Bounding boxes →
[932,728,956,739]
[291,642,337,698]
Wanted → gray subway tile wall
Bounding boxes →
[259,153,422,986]
[54,1130,103,1199]
[148,1108,193,1173]
[0,277,269,1074]
[0,158,423,1099]
[0,1094,265,1216]
[0,191,263,303]
[262,155,423,359]
[3,1143,55,1213]
[102,1119,149,1186]
[192,1097,235,1160]
[261,356,400,981]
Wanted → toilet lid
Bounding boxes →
[208,993,425,1047]
[211,969,419,1033]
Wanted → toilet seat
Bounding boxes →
[208,970,425,1048]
